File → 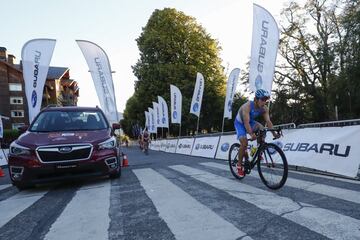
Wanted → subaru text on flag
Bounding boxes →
[8,106,121,190]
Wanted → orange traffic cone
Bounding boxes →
[0,166,5,177]
[122,154,129,167]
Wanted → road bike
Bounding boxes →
[228,128,288,190]
[143,140,149,155]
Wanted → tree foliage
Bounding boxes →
[122,8,226,137]
[271,0,360,124]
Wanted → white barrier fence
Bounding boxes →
[191,136,219,158]
[2,126,359,177]
[175,138,195,155]
[150,125,360,178]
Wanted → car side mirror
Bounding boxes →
[112,123,120,130]
[18,125,28,134]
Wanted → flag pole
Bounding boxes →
[196,116,200,135]
[221,117,225,133]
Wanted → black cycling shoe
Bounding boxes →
[244,159,251,174]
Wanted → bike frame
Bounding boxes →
[245,128,281,171]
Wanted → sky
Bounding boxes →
[2,0,292,113]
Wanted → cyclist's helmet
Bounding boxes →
[255,89,270,100]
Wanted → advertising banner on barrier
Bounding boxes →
[191,136,220,158]
[149,141,155,150]
[176,138,195,155]
[165,139,178,153]
[150,140,158,151]
[159,140,167,152]
[154,140,160,151]
[268,126,360,178]
[215,134,238,160]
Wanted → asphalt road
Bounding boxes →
[0,146,359,240]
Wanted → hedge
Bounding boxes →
[1,129,21,148]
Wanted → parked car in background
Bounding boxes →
[8,106,121,190]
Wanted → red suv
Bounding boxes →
[8,106,121,190]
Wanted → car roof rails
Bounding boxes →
[46,104,59,108]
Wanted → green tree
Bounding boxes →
[333,0,360,119]
[124,8,226,137]
[275,0,340,123]
[273,0,360,123]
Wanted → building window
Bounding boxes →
[10,97,23,105]
[12,123,25,130]
[9,83,22,91]
[11,110,24,118]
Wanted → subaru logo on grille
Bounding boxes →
[58,146,72,153]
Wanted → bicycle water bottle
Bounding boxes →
[250,146,257,157]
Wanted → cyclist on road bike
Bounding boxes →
[138,134,143,150]
[142,128,150,152]
[234,89,279,177]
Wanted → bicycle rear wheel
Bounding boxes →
[257,143,288,190]
[228,143,245,180]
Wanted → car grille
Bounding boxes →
[36,144,93,163]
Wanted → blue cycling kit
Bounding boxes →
[234,101,265,139]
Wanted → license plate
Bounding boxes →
[56,164,77,169]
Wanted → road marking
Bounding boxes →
[0,189,47,228]
[201,162,360,204]
[170,165,360,240]
[0,184,11,191]
[133,168,249,240]
[45,180,111,240]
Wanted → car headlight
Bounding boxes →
[99,137,116,150]
[10,141,31,156]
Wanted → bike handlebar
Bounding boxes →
[247,128,283,141]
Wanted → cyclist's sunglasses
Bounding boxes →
[260,96,270,102]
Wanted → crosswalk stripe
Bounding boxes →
[200,162,360,205]
[44,180,111,240]
[133,168,250,240]
[0,189,47,228]
[0,184,11,191]
[170,165,360,240]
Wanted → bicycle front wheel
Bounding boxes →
[257,143,288,190]
[228,143,245,180]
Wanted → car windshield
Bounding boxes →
[29,110,108,132]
